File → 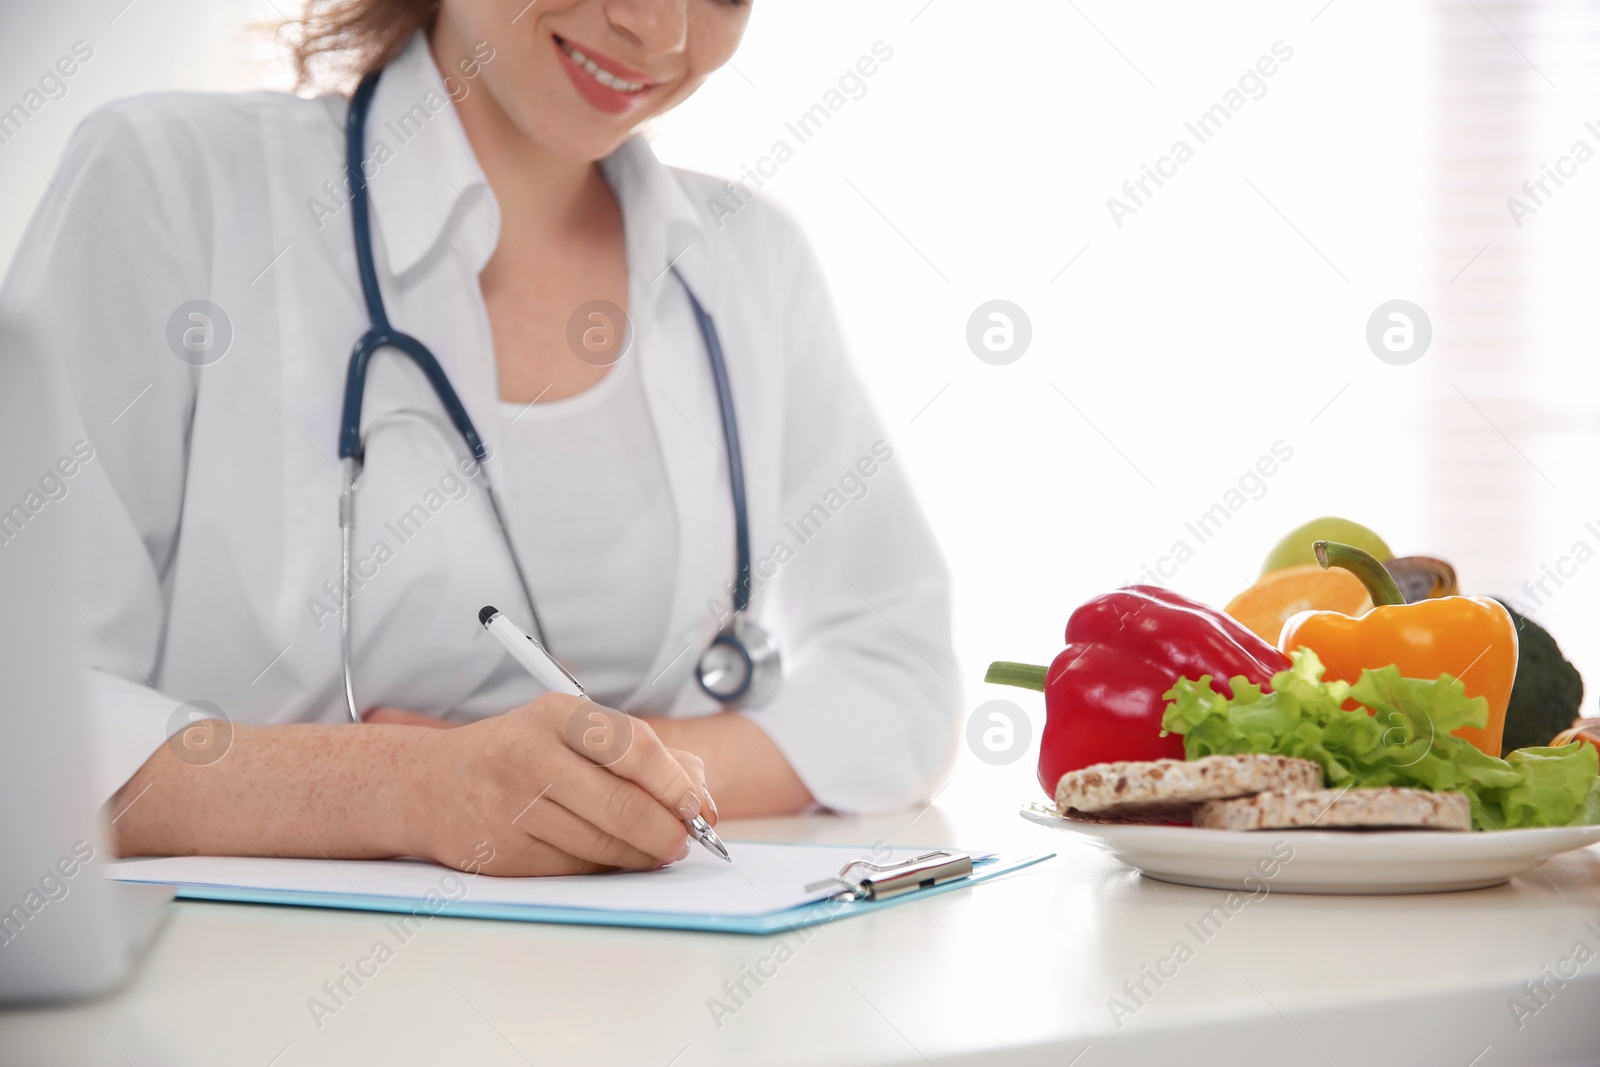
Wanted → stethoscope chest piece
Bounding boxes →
[696,615,781,708]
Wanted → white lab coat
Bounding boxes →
[0,35,958,813]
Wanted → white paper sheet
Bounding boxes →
[107,843,948,918]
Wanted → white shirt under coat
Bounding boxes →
[0,34,958,813]
[491,348,677,710]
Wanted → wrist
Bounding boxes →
[370,723,446,860]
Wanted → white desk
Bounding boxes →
[4,795,1599,1067]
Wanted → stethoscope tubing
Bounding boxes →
[335,66,771,720]
[679,285,751,616]
[338,71,545,722]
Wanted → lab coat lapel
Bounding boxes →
[630,247,727,713]
[664,234,785,714]
[362,32,504,463]
[605,141,730,713]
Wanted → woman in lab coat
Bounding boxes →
[0,0,957,875]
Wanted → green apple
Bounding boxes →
[1261,517,1393,576]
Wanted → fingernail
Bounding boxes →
[674,837,691,861]
[705,790,718,821]
[676,793,701,820]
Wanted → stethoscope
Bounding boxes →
[336,68,780,724]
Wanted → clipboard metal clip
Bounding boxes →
[804,850,974,902]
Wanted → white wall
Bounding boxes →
[3,1,1591,805]
[0,0,292,261]
[654,1,1596,762]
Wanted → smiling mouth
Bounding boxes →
[556,36,648,94]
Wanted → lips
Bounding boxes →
[553,34,659,116]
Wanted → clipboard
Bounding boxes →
[108,842,1055,936]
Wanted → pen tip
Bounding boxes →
[478,606,498,626]
[693,818,732,862]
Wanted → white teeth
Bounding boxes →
[559,39,645,93]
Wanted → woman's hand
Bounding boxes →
[646,712,814,818]
[404,694,716,877]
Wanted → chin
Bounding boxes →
[530,120,635,163]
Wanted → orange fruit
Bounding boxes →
[1224,565,1373,645]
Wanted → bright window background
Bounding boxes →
[3,1,1594,805]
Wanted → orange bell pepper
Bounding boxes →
[1278,541,1518,757]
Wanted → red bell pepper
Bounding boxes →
[986,586,1292,799]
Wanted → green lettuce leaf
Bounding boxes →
[1161,649,1600,830]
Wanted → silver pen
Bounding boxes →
[478,606,732,863]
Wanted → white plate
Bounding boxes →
[1020,803,1600,895]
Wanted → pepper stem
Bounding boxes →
[1313,540,1406,607]
[985,661,1049,691]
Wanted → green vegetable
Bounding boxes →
[1494,598,1584,755]
[1161,649,1600,830]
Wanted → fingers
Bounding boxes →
[512,793,669,871]
[669,748,716,826]
[501,696,709,867]
[549,758,688,862]
[557,700,706,829]
[417,698,698,878]
[477,831,616,878]
[582,712,705,825]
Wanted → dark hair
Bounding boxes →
[281,0,441,89]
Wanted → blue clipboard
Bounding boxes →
[160,845,1056,936]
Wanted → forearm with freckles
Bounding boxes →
[643,712,814,818]
[108,723,432,864]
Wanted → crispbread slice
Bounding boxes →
[1193,788,1472,831]
[1055,754,1323,821]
